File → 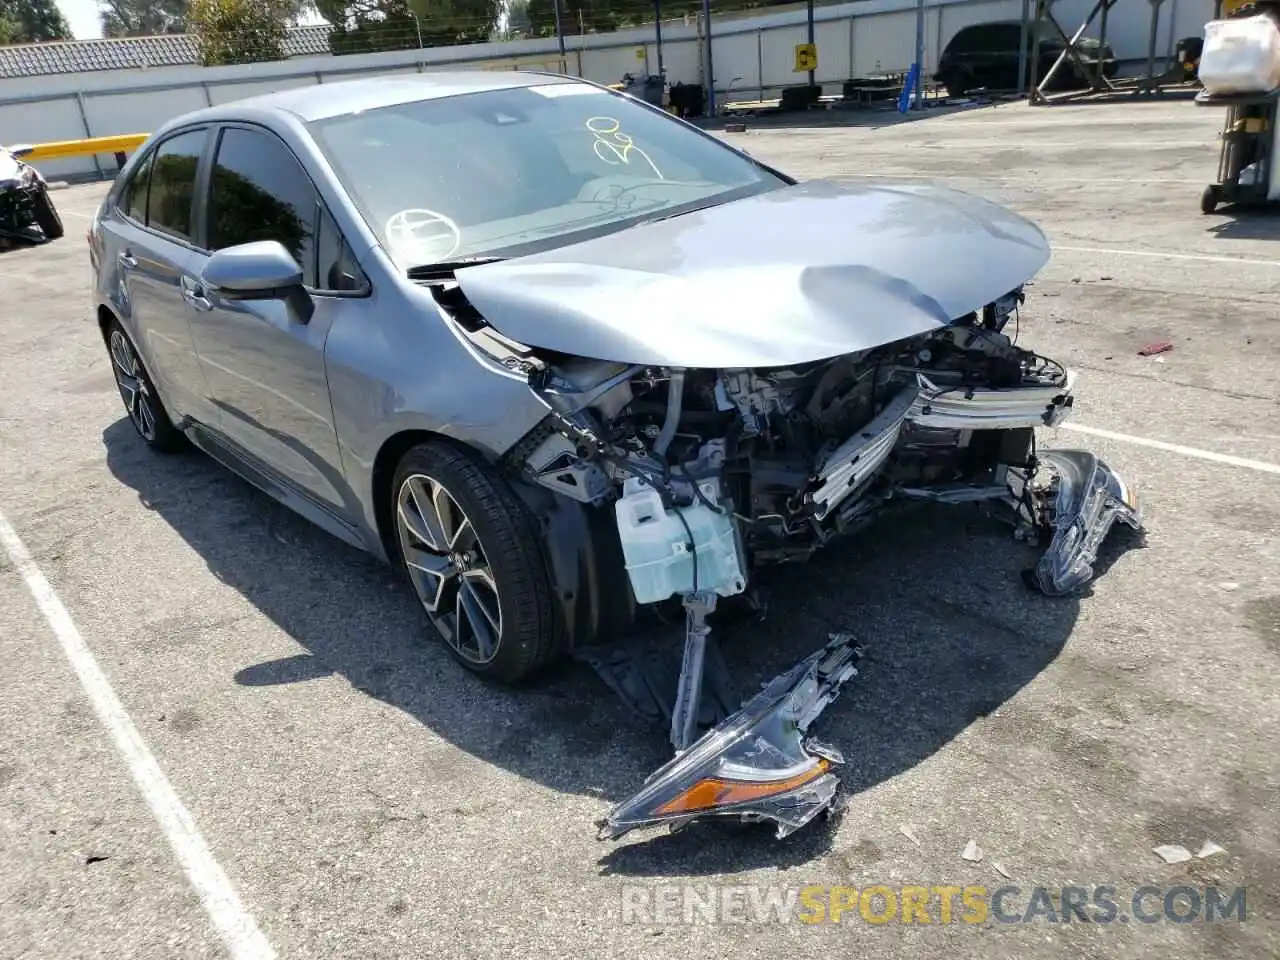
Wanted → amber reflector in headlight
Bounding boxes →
[654,758,831,815]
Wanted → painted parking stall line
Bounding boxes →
[1063,423,1280,476]
[1054,245,1280,267]
[0,508,276,960]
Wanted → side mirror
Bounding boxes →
[203,240,302,296]
[202,240,313,324]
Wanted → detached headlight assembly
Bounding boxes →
[600,633,861,841]
[1031,450,1144,596]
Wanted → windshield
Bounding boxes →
[308,81,784,268]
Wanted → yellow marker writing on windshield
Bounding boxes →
[586,116,664,179]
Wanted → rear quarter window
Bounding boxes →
[118,150,153,224]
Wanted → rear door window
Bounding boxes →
[145,129,207,243]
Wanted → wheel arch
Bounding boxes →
[96,303,116,344]
[371,428,464,562]
[372,427,636,651]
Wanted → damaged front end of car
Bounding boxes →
[415,178,1145,842]
[426,275,1144,842]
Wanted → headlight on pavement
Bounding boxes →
[600,633,861,841]
[1031,450,1144,596]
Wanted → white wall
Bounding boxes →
[1,0,1214,180]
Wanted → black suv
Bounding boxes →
[935,20,1119,95]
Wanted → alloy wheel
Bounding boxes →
[396,473,503,665]
[108,329,157,442]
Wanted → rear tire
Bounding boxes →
[105,318,187,452]
[391,440,558,683]
[31,187,63,240]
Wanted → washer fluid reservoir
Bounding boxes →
[614,476,747,605]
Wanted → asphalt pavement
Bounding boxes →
[1,96,1277,960]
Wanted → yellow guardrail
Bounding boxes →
[24,133,149,163]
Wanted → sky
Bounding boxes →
[53,0,328,40]
[56,0,103,40]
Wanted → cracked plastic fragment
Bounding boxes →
[1029,450,1144,596]
[599,633,861,842]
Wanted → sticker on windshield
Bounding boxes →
[528,83,607,98]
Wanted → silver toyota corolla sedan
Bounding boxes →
[88,71,1142,842]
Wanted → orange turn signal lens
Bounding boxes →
[653,759,831,815]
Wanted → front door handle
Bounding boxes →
[118,250,137,269]
[181,277,212,312]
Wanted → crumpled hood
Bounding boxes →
[454,179,1050,368]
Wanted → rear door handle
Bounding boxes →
[181,277,212,312]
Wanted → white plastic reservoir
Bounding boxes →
[614,476,747,605]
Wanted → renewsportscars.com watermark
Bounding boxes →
[620,884,1247,926]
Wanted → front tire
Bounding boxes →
[105,319,186,452]
[392,440,558,683]
[31,187,63,240]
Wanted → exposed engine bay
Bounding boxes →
[434,278,1143,844]
[513,286,1077,571]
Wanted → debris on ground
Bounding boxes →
[1154,843,1193,864]
[993,861,1012,879]
[1196,840,1227,859]
[899,825,921,846]
[1138,341,1174,356]
[962,839,984,862]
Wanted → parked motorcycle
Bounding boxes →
[0,144,64,243]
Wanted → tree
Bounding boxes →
[406,0,496,42]
[188,0,291,64]
[522,0,783,39]
[0,13,20,43]
[0,0,73,42]
[99,0,189,37]
[316,0,497,55]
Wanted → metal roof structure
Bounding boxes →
[0,25,332,80]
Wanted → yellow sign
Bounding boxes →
[794,43,818,72]
[635,46,647,59]
[1222,0,1251,14]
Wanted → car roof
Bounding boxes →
[173,71,587,126]
[955,19,1023,31]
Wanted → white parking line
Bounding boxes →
[0,509,276,960]
[1054,245,1279,267]
[836,172,1203,185]
[1063,423,1280,476]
